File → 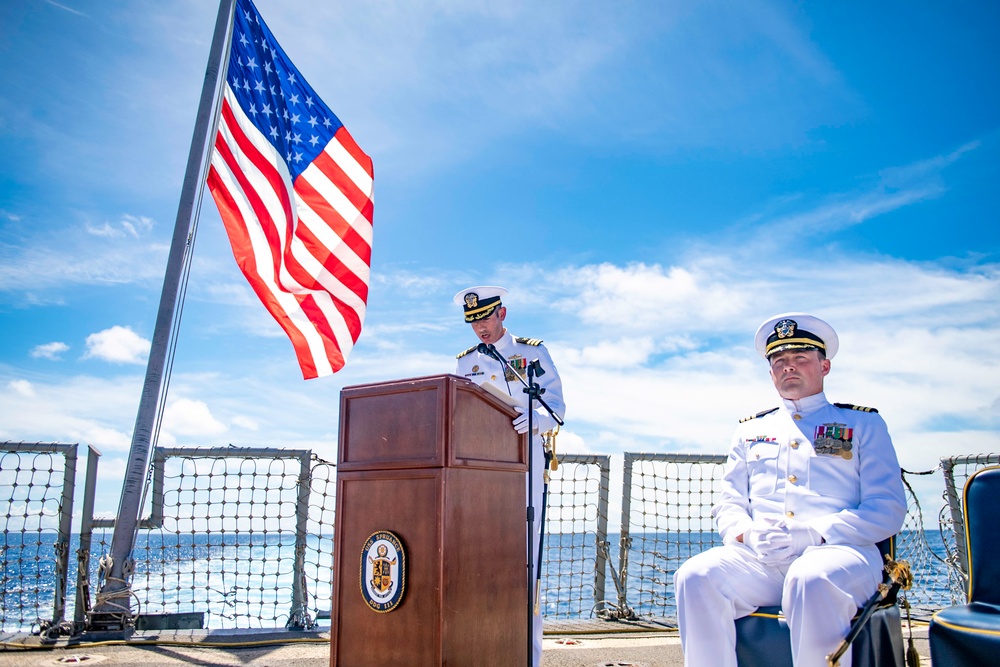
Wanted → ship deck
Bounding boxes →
[0,621,931,667]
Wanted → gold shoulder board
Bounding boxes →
[456,345,478,359]
[739,407,778,423]
[515,337,543,346]
[834,402,879,413]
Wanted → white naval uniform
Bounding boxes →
[456,330,566,667]
[673,391,906,667]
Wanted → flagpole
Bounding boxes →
[90,0,237,631]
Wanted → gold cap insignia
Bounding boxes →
[775,319,797,339]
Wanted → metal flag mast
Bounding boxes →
[89,0,237,632]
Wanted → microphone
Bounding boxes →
[478,343,546,378]
[477,343,516,397]
[477,342,504,362]
[476,341,562,426]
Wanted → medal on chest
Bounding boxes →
[505,355,527,382]
[814,423,854,460]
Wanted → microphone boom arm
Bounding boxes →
[477,343,564,426]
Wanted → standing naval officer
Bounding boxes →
[673,312,906,667]
[454,286,566,667]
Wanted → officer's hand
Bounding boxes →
[512,408,557,435]
[745,518,792,562]
[763,520,822,562]
[512,407,531,434]
[784,520,823,552]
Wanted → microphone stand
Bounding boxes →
[477,343,563,666]
[476,344,563,430]
[535,432,556,617]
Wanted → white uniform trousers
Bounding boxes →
[673,542,883,667]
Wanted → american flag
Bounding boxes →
[208,0,374,379]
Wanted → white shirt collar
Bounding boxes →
[781,391,829,415]
[492,329,514,353]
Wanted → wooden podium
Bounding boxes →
[330,374,528,666]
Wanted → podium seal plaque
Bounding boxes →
[360,530,407,612]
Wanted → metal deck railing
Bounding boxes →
[1,440,993,641]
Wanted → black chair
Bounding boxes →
[734,537,904,667]
[929,465,1000,666]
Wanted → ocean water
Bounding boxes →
[1,530,957,632]
[540,530,957,622]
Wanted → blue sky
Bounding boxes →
[1,0,998,523]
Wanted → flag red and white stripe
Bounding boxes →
[207,0,373,379]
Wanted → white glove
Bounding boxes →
[786,519,823,552]
[765,520,823,562]
[744,518,792,563]
[512,407,558,434]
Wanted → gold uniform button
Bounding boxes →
[786,511,795,518]
[788,475,797,483]
[793,414,802,420]
[791,441,800,449]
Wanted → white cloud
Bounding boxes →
[879,140,980,189]
[161,398,227,438]
[86,214,155,239]
[558,337,661,369]
[8,379,36,398]
[70,425,132,451]
[437,249,1000,479]
[31,341,69,360]
[372,269,454,293]
[0,235,168,293]
[0,372,142,454]
[765,187,943,236]
[94,456,128,491]
[84,326,150,365]
[201,282,257,307]
[231,415,259,431]
[1,248,995,526]
[43,1,88,17]
[554,262,754,332]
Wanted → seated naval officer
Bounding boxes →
[672,313,906,667]
[454,285,566,667]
